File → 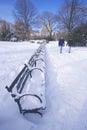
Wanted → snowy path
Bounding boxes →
[33,43,87,130]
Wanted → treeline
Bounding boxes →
[0,0,87,46]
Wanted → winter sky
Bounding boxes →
[0,0,64,23]
[0,0,87,23]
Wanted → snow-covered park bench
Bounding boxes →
[5,43,46,117]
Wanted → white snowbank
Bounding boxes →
[0,41,87,130]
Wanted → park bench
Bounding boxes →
[5,43,46,117]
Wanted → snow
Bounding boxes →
[0,41,87,130]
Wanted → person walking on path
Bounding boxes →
[67,39,72,53]
[58,37,65,53]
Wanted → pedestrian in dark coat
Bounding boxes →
[67,39,72,53]
[58,37,65,53]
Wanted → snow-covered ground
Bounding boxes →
[0,41,87,130]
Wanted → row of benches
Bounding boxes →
[5,43,46,117]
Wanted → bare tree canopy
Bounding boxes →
[38,11,57,39]
[56,0,87,38]
[14,0,38,40]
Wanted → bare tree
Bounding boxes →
[0,20,11,41]
[13,21,26,41]
[72,23,87,46]
[38,11,57,40]
[56,0,87,38]
[14,0,37,40]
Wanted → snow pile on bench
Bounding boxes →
[5,43,46,116]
